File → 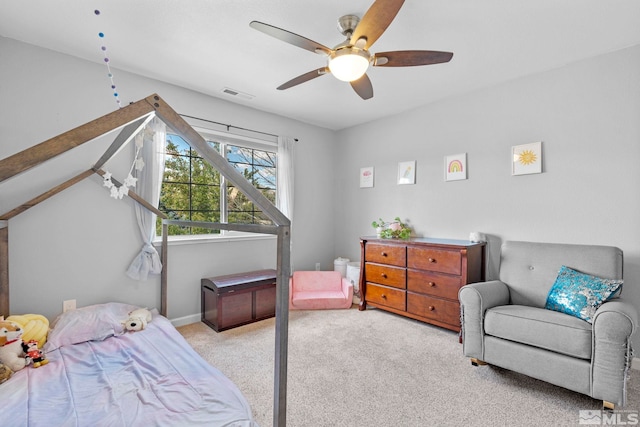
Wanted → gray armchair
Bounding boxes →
[459,241,637,409]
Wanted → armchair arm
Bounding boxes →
[458,281,510,359]
[591,298,638,406]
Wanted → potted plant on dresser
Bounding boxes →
[371,217,411,239]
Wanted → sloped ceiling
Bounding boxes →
[1,0,639,130]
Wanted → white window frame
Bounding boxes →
[155,123,278,246]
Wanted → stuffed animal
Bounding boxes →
[22,340,48,368]
[6,314,50,348]
[0,363,13,384]
[122,308,152,332]
[0,319,27,372]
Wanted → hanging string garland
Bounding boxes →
[94,8,145,200]
[102,131,146,200]
[95,9,122,108]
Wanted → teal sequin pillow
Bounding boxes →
[545,265,623,323]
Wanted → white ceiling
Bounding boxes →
[1,1,639,130]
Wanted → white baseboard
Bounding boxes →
[170,313,201,327]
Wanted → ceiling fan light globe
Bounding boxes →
[328,48,370,82]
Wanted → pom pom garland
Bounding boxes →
[95,10,122,108]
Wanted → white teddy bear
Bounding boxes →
[122,308,152,332]
[0,319,27,372]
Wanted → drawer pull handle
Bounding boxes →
[381,294,387,299]
[381,273,387,278]
[428,306,435,311]
[428,258,436,263]
[381,252,387,257]
[429,282,435,287]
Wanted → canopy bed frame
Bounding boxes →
[0,94,291,426]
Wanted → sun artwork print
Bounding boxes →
[517,149,537,165]
[512,142,542,175]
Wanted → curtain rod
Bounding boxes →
[179,113,298,142]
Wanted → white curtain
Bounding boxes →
[276,136,295,221]
[277,136,295,271]
[127,118,166,280]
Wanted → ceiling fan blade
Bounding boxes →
[350,0,405,49]
[277,67,329,90]
[350,74,374,100]
[250,21,332,55]
[373,50,453,67]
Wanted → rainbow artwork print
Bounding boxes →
[445,153,467,181]
[448,159,464,173]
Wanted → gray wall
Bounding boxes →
[334,45,640,345]
[0,37,336,324]
[2,37,639,349]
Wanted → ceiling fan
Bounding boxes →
[249,0,453,100]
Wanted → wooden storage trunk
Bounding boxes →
[201,269,277,332]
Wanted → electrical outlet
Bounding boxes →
[315,262,321,271]
[63,299,76,312]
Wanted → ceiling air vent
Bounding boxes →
[221,87,254,100]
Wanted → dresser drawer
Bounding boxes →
[407,292,460,327]
[365,243,406,267]
[407,247,461,275]
[365,263,406,289]
[407,269,462,300]
[366,283,406,311]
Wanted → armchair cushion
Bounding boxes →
[545,265,623,323]
[484,305,592,359]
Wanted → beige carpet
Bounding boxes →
[178,306,640,427]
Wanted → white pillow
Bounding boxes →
[44,302,140,352]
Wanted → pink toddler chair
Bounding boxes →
[289,271,353,310]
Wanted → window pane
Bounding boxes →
[254,165,276,189]
[191,157,220,185]
[191,211,220,235]
[253,150,276,167]
[167,223,192,236]
[253,211,272,224]
[159,133,277,236]
[206,140,220,152]
[228,210,255,224]
[166,134,191,156]
[261,188,276,204]
[160,182,191,212]
[227,185,250,212]
[191,183,220,211]
[163,154,191,182]
[226,145,251,163]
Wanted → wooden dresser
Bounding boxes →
[359,237,485,332]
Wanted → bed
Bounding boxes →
[1,303,259,427]
[0,93,291,425]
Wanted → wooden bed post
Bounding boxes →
[0,221,8,317]
[274,225,291,427]
[161,221,168,317]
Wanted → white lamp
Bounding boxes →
[328,46,370,82]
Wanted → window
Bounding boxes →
[157,130,277,237]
